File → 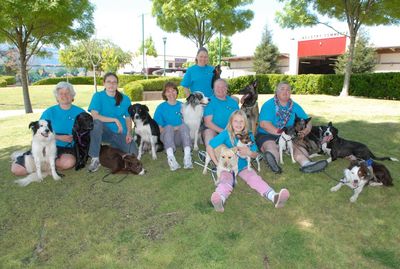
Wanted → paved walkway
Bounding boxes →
[0,109,45,119]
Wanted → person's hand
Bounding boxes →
[115,119,123,134]
[57,135,73,143]
[237,146,251,157]
[126,134,133,144]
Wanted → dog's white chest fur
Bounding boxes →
[278,132,295,164]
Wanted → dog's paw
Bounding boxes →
[194,146,199,151]
[152,155,157,160]
[15,179,29,187]
[292,160,296,164]
[350,196,357,203]
[53,175,62,181]
[330,186,339,192]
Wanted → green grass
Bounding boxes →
[1,86,400,268]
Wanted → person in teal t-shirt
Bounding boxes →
[11,82,85,176]
[181,47,214,98]
[256,81,328,174]
[154,82,192,171]
[87,72,138,172]
[203,79,239,147]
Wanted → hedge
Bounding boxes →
[0,75,16,85]
[124,77,183,101]
[227,73,399,99]
[0,78,6,87]
[33,75,160,87]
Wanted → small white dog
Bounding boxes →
[182,91,209,151]
[278,127,297,165]
[13,120,61,187]
[330,161,378,203]
[203,145,238,186]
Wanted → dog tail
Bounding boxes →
[15,173,43,187]
[370,151,399,161]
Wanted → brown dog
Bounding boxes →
[99,145,145,175]
[239,81,259,135]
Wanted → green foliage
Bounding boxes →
[206,36,233,66]
[335,32,377,74]
[32,76,103,86]
[228,73,400,99]
[136,36,158,57]
[0,75,16,85]
[253,25,280,74]
[0,78,6,87]
[124,77,183,101]
[59,39,132,73]
[152,0,254,48]
[0,0,95,112]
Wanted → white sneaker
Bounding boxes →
[167,156,181,171]
[183,154,193,169]
[88,157,101,172]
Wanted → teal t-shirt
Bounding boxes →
[209,129,257,172]
[257,98,308,135]
[40,104,85,147]
[204,95,239,129]
[88,90,131,134]
[153,101,183,127]
[180,64,214,97]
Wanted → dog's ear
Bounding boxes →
[281,127,288,133]
[252,80,257,89]
[328,122,332,127]
[142,105,149,112]
[29,121,39,133]
[294,114,300,122]
[128,105,133,116]
[186,94,194,103]
[305,117,312,124]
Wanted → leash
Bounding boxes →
[101,172,129,184]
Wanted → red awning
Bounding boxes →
[298,37,347,57]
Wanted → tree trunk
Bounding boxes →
[340,24,357,96]
[19,49,33,113]
[93,64,97,92]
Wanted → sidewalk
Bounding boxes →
[0,109,45,119]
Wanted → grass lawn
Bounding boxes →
[0,85,399,268]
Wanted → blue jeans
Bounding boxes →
[89,120,138,158]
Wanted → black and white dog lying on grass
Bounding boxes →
[128,103,163,160]
[13,120,62,187]
[322,122,399,163]
[330,159,394,202]
[182,91,210,151]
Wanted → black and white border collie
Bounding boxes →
[128,103,163,160]
[322,122,399,163]
[182,91,210,151]
[13,120,61,186]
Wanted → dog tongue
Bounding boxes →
[322,135,333,143]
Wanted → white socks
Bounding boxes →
[184,146,191,157]
[265,190,277,202]
[166,148,174,158]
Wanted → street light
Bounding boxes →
[163,37,167,76]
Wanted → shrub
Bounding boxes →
[124,77,182,101]
[33,76,103,86]
[0,78,6,87]
[0,75,16,85]
[117,74,159,87]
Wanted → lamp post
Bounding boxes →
[163,37,167,76]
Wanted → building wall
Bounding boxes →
[375,52,400,72]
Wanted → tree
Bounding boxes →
[207,36,233,66]
[152,0,254,48]
[0,47,19,75]
[136,37,158,57]
[253,25,280,74]
[334,31,377,74]
[0,0,94,113]
[276,0,400,96]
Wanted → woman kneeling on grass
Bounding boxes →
[154,81,193,171]
[207,110,290,212]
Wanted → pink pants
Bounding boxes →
[214,168,273,200]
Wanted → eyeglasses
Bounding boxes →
[105,81,118,85]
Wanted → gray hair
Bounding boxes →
[276,81,291,93]
[53,81,76,99]
[213,78,228,88]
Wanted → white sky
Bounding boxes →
[92,0,400,57]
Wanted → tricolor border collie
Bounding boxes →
[239,81,259,135]
[182,91,210,151]
[128,103,163,160]
[330,159,393,202]
[14,120,61,186]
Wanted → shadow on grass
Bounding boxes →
[362,248,400,268]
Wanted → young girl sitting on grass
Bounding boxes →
[207,110,290,212]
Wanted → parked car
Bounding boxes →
[152,68,187,76]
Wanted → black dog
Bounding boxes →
[72,112,93,170]
[128,103,163,160]
[211,64,222,90]
[323,122,399,162]
[292,115,323,155]
[239,81,259,135]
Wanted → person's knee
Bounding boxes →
[11,164,27,176]
[92,119,103,132]
[56,155,76,170]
